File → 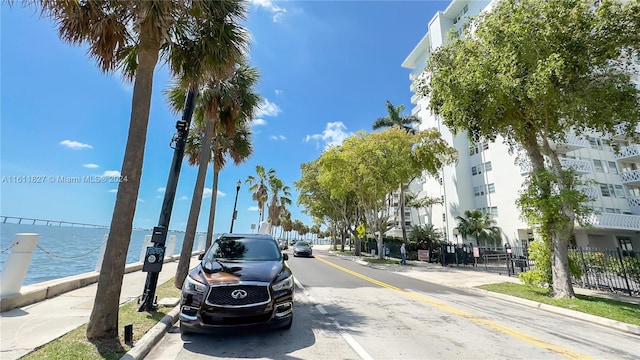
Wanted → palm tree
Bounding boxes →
[267,176,292,233]
[168,61,259,289]
[455,210,501,247]
[246,165,275,224]
[372,100,420,133]
[406,193,442,226]
[372,100,420,245]
[28,0,248,340]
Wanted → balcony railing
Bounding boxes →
[579,213,640,230]
[580,186,599,201]
[411,104,421,116]
[549,134,589,153]
[620,169,640,184]
[612,123,640,139]
[521,158,593,175]
[615,145,640,161]
[410,93,421,104]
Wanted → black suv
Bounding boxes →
[179,234,294,334]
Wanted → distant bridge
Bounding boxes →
[0,216,186,233]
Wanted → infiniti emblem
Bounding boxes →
[231,289,248,299]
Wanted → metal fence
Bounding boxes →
[570,247,639,296]
[437,244,639,296]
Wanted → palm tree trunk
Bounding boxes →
[205,166,220,250]
[87,33,161,341]
[175,112,216,289]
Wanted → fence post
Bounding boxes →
[0,233,39,297]
[578,248,590,289]
[139,235,152,263]
[615,247,633,296]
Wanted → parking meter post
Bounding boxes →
[505,244,513,276]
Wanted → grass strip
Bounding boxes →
[22,278,181,360]
[479,282,640,326]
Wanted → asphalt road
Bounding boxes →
[145,249,640,360]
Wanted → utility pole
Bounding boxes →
[138,87,197,312]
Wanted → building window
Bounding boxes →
[608,161,618,174]
[485,161,492,172]
[600,183,610,197]
[614,185,626,198]
[605,208,616,213]
[593,159,604,172]
[474,186,483,196]
[619,237,633,252]
[472,165,479,176]
[487,183,495,193]
[464,4,469,13]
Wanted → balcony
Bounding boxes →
[614,145,640,162]
[580,186,599,201]
[558,158,593,174]
[620,169,640,185]
[411,104,421,116]
[520,158,593,175]
[410,93,421,105]
[548,134,588,154]
[579,213,640,231]
[611,123,640,140]
[627,196,640,215]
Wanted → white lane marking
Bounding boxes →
[295,277,375,360]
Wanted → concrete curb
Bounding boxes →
[469,287,640,336]
[120,305,181,360]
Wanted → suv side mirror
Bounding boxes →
[198,253,204,260]
[283,253,289,261]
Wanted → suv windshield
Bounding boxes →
[204,236,281,261]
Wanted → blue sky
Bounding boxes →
[1,0,448,234]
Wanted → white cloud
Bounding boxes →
[138,198,144,203]
[60,140,92,150]
[83,163,99,169]
[251,118,268,127]
[203,188,213,198]
[275,89,283,96]
[305,122,352,149]
[179,196,188,201]
[269,135,286,141]
[249,206,259,211]
[250,0,287,23]
[102,170,121,177]
[255,98,281,117]
[108,189,117,193]
[157,187,166,193]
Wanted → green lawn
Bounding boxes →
[22,279,181,360]
[479,283,640,326]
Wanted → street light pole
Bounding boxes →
[230,180,241,233]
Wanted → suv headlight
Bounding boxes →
[183,275,207,293]
[272,275,294,291]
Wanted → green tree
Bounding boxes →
[372,101,421,244]
[317,128,457,260]
[267,175,292,233]
[423,0,640,298]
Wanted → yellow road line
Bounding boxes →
[315,255,592,360]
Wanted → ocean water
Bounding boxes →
[0,223,209,286]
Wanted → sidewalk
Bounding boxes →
[0,256,201,360]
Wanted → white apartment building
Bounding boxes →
[400,0,640,252]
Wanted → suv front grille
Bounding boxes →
[206,284,270,307]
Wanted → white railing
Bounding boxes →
[579,213,640,230]
[411,104,421,116]
[613,123,640,138]
[620,169,640,183]
[615,145,640,160]
[627,196,640,208]
[558,158,593,173]
[580,186,599,200]
[410,93,421,104]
